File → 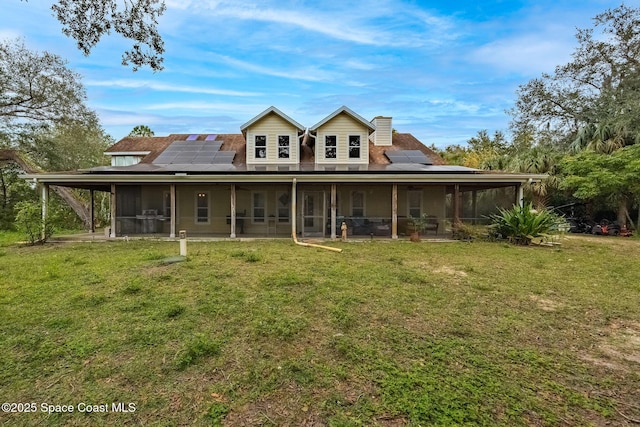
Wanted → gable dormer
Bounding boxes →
[309,106,376,165]
[241,106,305,165]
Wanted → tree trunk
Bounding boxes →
[617,198,629,227]
[0,168,6,209]
[0,149,91,229]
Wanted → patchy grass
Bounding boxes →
[1,236,639,426]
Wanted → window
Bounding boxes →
[196,192,209,224]
[255,135,267,159]
[277,191,290,223]
[351,191,365,217]
[252,192,266,223]
[348,135,360,159]
[408,191,422,218]
[278,136,290,159]
[325,135,337,159]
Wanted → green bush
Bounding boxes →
[489,203,561,245]
[14,200,63,244]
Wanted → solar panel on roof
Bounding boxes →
[153,140,224,164]
[205,134,218,141]
[186,134,199,141]
[384,150,433,165]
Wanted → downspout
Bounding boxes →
[291,178,342,253]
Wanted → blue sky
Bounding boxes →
[1,0,635,147]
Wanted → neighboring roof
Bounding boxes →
[370,133,446,165]
[240,106,305,133]
[309,106,376,132]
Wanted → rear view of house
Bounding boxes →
[25,106,545,239]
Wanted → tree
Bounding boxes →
[560,144,640,226]
[129,125,155,137]
[509,4,640,220]
[0,39,90,128]
[510,4,640,148]
[1,39,113,229]
[49,0,166,71]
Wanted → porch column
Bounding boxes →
[391,184,398,239]
[471,190,478,225]
[89,189,95,233]
[230,184,237,239]
[453,184,461,225]
[110,184,116,238]
[330,184,337,240]
[41,183,49,241]
[291,179,297,238]
[516,184,524,208]
[170,184,176,238]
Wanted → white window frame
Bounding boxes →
[195,191,210,224]
[278,135,290,159]
[351,191,365,217]
[325,135,337,160]
[252,191,267,224]
[348,135,361,159]
[407,190,423,218]
[276,191,290,223]
[254,135,267,159]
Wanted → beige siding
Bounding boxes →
[246,113,299,164]
[335,185,392,218]
[372,117,392,146]
[316,114,370,164]
[174,184,231,234]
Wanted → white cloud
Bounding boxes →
[190,0,457,48]
[210,54,340,82]
[84,79,261,97]
[0,29,22,41]
[141,101,265,114]
[470,34,575,75]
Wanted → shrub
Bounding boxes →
[14,200,63,244]
[488,203,561,245]
[452,223,490,241]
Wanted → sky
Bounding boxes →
[1,0,637,148]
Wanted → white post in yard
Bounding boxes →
[179,230,187,256]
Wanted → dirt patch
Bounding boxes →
[580,321,640,371]
[529,295,564,312]
[432,265,468,277]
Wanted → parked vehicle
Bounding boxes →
[591,219,621,236]
[549,203,592,234]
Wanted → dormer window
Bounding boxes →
[349,135,361,159]
[325,135,337,159]
[255,135,267,159]
[278,136,290,159]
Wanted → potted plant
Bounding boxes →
[408,213,431,242]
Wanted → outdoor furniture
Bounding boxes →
[226,210,246,234]
[424,215,439,234]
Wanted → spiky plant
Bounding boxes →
[489,203,562,245]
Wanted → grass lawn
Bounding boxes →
[1,234,639,426]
